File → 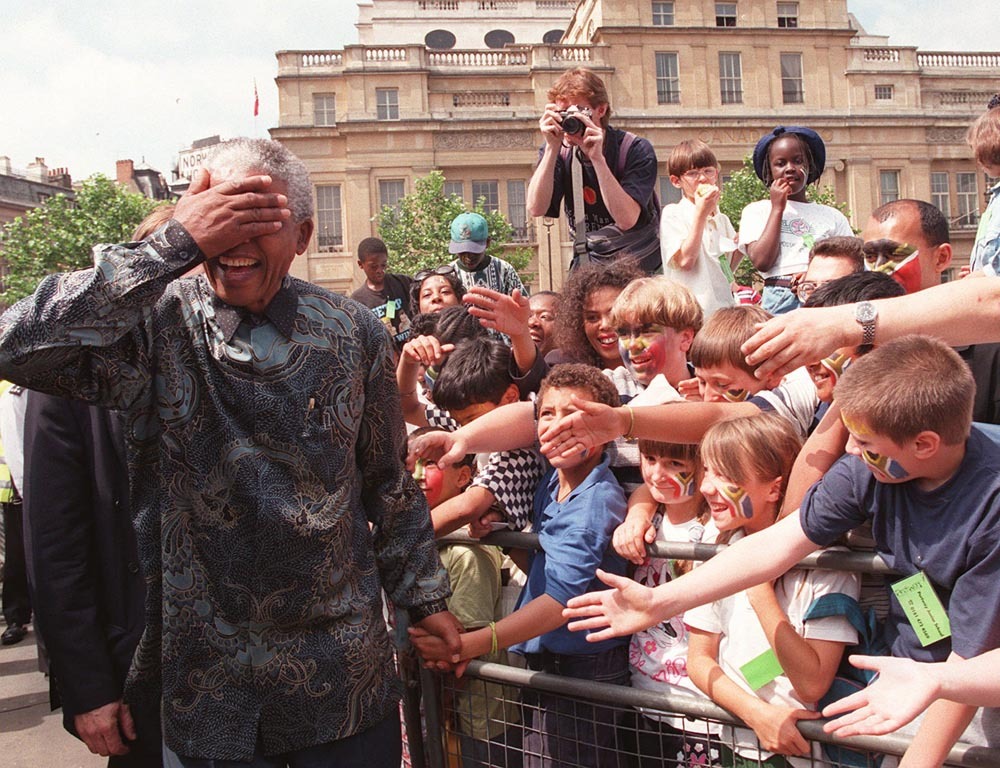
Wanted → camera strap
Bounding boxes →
[570,149,589,266]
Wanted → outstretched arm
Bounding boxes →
[823,651,1000,737]
[742,277,1000,381]
[564,512,819,641]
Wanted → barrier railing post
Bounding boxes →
[419,667,448,768]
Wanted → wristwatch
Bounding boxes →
[854,301,878,346]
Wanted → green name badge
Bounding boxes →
[740,648,784,691]
[386,300,396,320]
[891,571,951,647]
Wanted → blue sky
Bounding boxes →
[0,0,994,182]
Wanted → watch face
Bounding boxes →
[856,302,877,323]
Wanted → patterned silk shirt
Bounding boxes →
[0,221,450,760]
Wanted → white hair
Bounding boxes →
[203,138,313,221]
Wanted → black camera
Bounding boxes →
[558,106,592,136]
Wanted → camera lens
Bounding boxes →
[562,115,584,136]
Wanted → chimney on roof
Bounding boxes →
[48,167,73,189]
[26,157,49,182]
[0,156,11,175]
[116,159,135,186]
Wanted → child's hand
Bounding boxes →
[401,335,454,368]
[468,510,505,539]
[693,183,720,214]
[464,287,530,337]
[563,569,659,641]
[769,177,793,208]
[744,701,819,756]
[613,515,656,565]
[677,377,702,401]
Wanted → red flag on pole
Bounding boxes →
[253,80,260,117]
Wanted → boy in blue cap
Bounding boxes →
[738,126,853,315]
[448,212,527,298]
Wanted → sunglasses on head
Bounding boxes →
[414,264,457,282]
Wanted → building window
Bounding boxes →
[719,52,743,104]
[507,180,529,241]
[313,93,337,127]
[652,1,674,25]
[874,84,894,101]
[655,52,680,105]
[956,172,980,228]
[472,180,499,212]
[780,53,804,104]
[776,1,798,27]
[484,29,515,49]
[315,185,343,251]
[379,179,406,210]
[424,29,457,49]
[376,88,399,120]
[543,29,564,44]
[443,181,464,200]
[879,170,900,205]
[716,3,737,26]
[659,176,682,205]
[930,172,950,218]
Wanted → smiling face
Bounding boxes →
[700,461,778,534]
[583,286,624,368]
[641,453,697,505]
[807,348,853,403]
[694,362,763,403]
[418,275,460,314]
[617,323,693,387]
[203,175,313,313]
[768,135,810,200]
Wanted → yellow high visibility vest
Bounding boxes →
[0,380,16,504]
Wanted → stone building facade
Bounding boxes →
[271,0,999,294]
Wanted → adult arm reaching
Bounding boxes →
[742,277,1000,381]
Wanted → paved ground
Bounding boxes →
[0,622,106,768]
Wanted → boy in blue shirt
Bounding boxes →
[412,363,629,767]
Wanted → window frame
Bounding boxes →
[930,172,951,218]
[472,179,500,213]
[716,2,737,27]
[376,88,400,121]
[655,52,681,105]
[313,93,337,127]
[776,1,798,28]
[879,170,901,206]
[780,52,804,104]
[652,0,675,26]
[956,172,980,228]
[719,52,743,104]
[315,184,343,252]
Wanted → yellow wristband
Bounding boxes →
[623,405,636,441]
[489,621,498,655]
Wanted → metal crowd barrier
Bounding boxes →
[396,532,1000,768]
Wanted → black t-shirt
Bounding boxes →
[543,127,659,234]
[350,273,413,348]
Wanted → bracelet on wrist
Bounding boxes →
[623,405,636,441]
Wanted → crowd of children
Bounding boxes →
[348,97,1000,768]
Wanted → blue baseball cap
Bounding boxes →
[449,212,489,254]
[752,126,826,184]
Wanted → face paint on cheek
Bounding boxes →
[664,471,697,499]
[819,352,851,388]
[420,464,446,507]
[412,459,426,482]
[721,483,754,518]
[721,388,749,403]
[860,450,910,480]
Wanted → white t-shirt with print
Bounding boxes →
[738,199,853,278]
[685,534,860,767]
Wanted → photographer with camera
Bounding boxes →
[527,67,661,273]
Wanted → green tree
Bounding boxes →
[719,155,852,286]
[0,174,164,303]
[376,170,532,281]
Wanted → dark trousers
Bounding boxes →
[162,710,401,768]
[2,502,31,626]
[522,645,630,768]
